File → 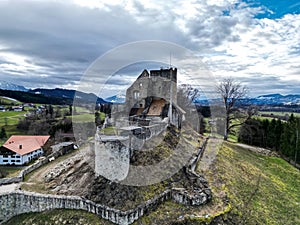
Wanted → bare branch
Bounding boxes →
[217,78,248,140]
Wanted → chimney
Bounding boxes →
[19,145,22,149]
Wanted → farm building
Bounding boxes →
[0,135,50,165]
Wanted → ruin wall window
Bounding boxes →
[133,91,140,99]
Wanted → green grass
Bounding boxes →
[100,126,117,135]
[259,111,300,117]
[215,142,300,224]
[69,112,105,123]
[3,209,113,225]
[69,113,95,122]
[0,111,25,117]
[73,106,94,113]
[0,96,21,105]
[0,111,26,127]
[0,124,27,145]
[0,166,23,178]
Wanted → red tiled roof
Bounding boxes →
[3,135,50,156]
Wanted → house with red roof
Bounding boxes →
[0,135,50,165]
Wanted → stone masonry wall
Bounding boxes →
[0,186,210,225]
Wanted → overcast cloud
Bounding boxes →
[0,0,299,97]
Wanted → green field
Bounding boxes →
[69,112,105,123]
[0,166,23,178]
[0,111,26,127]
[258,111,300,119]
[69,113,95,122]
[0,96,21,105]
[0,111,27,145]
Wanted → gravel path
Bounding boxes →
[198,137,223,172]
[0,183,20,194]
[235,143,278,156]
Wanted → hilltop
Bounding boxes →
[4,139,300,225]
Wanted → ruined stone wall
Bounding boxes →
[94,138,130,181]
[126,76,177,111]
[126,76,150,110]
[0,191,126,225]
[0,176,22,185]
[0,190,169,225]
[189,137,208,172]
[0,185,210,225]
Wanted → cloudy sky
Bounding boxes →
[0,0,299,97]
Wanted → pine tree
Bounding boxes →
[274,119,283,151]
[0,127,7,139]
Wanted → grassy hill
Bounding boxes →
[198,142,300,225]
[0,96,21,105]
[3,141,300,225]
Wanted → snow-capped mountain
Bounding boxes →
[0,81,28,92]
[245,94,300,105]
[105,94,126,104]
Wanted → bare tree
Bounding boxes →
[217,78,248,140]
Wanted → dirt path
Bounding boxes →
[235,143,277,156]
[0,183,20,194]
[197,137,223,172]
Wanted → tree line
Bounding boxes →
[238,114,300,164]
[0,89,72,105]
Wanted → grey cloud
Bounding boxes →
[236,74,300,96]
[0,0,299,97]
[0,0,190,89]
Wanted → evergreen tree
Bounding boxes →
[280,114,296,158]
[95,111,102,126]
[266,119,277,149]
[69,105,72,115]
[49,104,54,118]
[295,118,300,164]
[274,119,283,151]
[261,119,269,148]
[0,127,7,139]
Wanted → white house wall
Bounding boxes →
[0,148,44,165]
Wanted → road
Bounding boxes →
[0,183,20,194]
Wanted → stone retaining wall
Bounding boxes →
[189,137,208,172]
[0,185,210,225]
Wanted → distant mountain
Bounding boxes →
[193,93,300,106]
[244,93,300,105]
[0,89,72,105]
[28,88,107,104]
[1,80,299,107]
[0,81,28,92]
[105,94,126,104]
[257,93,284,99]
